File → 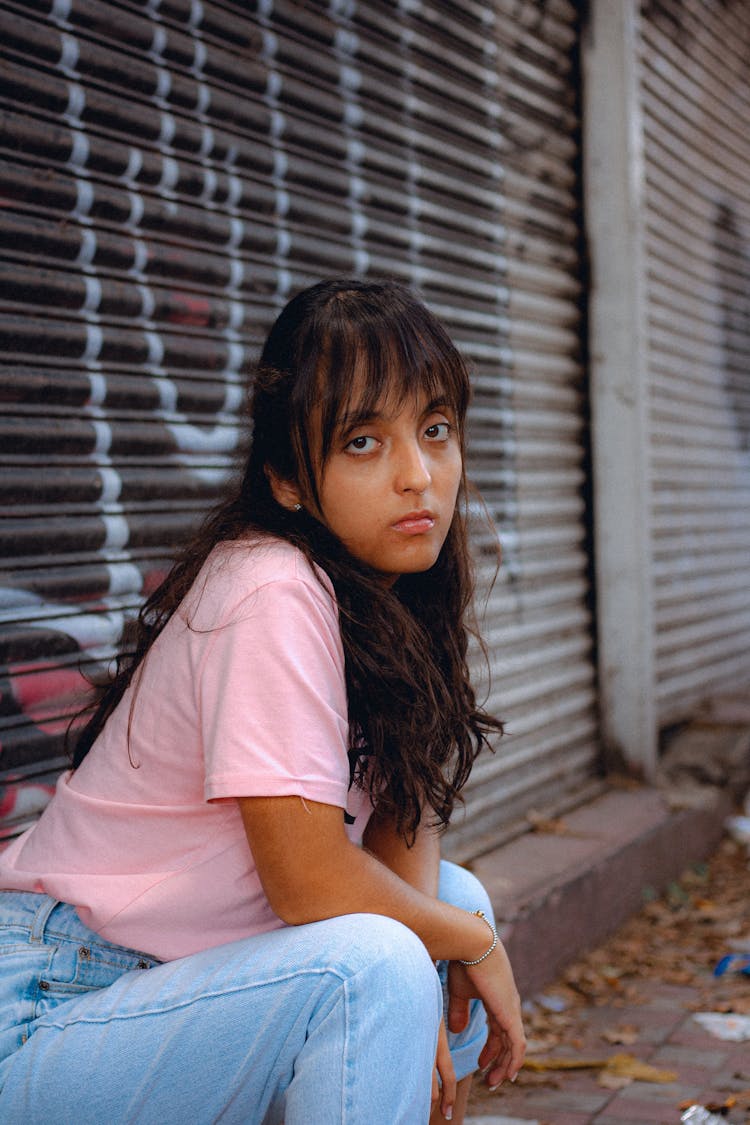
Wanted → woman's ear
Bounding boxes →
[265,466,303,511]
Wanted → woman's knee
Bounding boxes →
[325,912,436,974]
[319,913,441,1013]
[438,861,493,920]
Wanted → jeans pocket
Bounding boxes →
[0,945,55,1065]
[35,939,141,1021]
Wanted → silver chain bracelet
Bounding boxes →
[458,909,498,965]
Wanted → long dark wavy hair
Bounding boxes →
[72,279,503,841]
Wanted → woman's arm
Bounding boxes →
[239,795,482,961]
[362,805,441,896]
[237,794,525,1086]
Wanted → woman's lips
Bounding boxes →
[391,511,436,534]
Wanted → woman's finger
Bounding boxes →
[446,989,470,1034]
[479,1018,524,1087]
[431,1064,440,1109]
[435,1022,456,1119]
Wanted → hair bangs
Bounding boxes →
[309,291,471,467]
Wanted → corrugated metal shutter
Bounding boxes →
[639,0,750,727]
[446,0,600,855]
[0,0,598,857]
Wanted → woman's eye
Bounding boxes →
[424,422,452,441]
[345,435,378,454]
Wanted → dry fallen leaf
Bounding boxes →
[605,1053,678,1082]
[597,1072,633,1090]
[524,1056,606,1072]
[601,1024,639,1045]
[523,1053,677,1083]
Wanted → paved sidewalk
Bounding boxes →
[465,836,750,1124]
[467,982,750,1123]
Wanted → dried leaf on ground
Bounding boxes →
[604,1053,678,1082]
[522,1053,677,1083]
[601,1024,639,1044]
[524,1056,606,1072]
[597,1072,633,1090]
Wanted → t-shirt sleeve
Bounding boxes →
[199,572,351,807]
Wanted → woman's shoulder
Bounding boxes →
[185,535,335,626]
[214,534,330,591]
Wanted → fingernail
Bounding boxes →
[444,1108,453,1121]
[488,1083,499,1093]
[510,1071,518,1083]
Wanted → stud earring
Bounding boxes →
[293,503,302,511]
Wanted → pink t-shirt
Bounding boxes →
[0,538,372,960]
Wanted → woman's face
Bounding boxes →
[315,387,463,584]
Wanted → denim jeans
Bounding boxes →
[0,861,489,1123]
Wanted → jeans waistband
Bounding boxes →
[0,891,158,964]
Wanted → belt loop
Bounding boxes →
[29,895,62,943]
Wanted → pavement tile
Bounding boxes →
[612,1080,702,1104]
[616,1007,684,1030]
[724,1046,750,1074]
[697,1083,749,1105]
[590,1094,683,1122]
[576,1006,676,1034]
[612,1022,675,1044]
[593,1116,676,1125]
[670,1023,727,1047]
[629,984,699,1010]
[546,1118,596,1125]
[490,1090,611,1115]
[650,1043,729,1069]
[529,1117,592,1125]
[465,1117,541,1124]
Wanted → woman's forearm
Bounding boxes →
[362,806,441,897]
[238,795,492,963]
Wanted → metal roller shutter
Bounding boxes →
[639,0,750,726]
[0,0,598,856]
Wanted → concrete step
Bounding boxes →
[469,784,732,999]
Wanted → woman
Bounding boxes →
[0,279,525,1123]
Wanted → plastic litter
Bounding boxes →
[680,1106,729,1124]
[692,1012,750,1041]
[713,952,750,977]
[535,992,569,1012]
[725,814,750,847]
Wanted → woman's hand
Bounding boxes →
[431,1020,456,1120]
[446,942,525,1089]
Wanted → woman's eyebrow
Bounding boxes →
[335,406,380,434]
[336,394,453,434]
[423,396,451,413]
[419,396,456,422]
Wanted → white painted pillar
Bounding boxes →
[581,0,657,776]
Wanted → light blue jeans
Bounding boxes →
[0,861,489,1124]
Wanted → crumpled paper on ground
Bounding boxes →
[693,1011,750,1041]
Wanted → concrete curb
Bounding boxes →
[469,785,732,999]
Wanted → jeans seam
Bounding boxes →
[341,975,350,1123]
[33,965,352,1034]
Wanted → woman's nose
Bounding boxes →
[395,442,431,493]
